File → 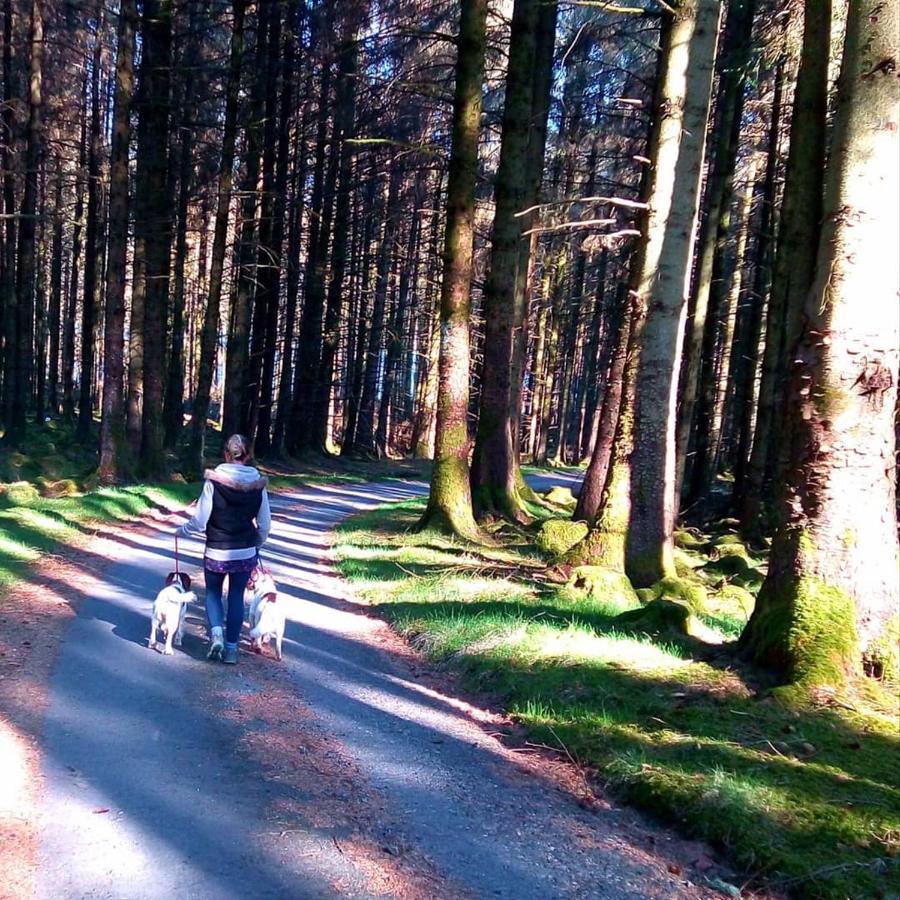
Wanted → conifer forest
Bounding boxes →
[0,2,898,891]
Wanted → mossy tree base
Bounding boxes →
[614,598,692,638]
[739,575,859,690]
[471,480,532,526]
[417,456,485,543]
[563,525,625,571]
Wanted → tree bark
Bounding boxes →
[272,2,307,456]
[574,283,629,523]
[222,1,269,440]
[730,62,784,505]
[163,0,203,451]
[675,0,755,500]
[705,161,756,486]
[6,0,43,446]
[739,0,831,538]
[244,4,282,448]
[625,0,721,587]
[469,0,544,521]
[137,0,174,476]
[313,10,360,453]
[98,0,137,482]
[187,0,246,469]
[355,164,402,454]
[419,0,487,540]
[77,7,103,443]
[254,0,302,456]
[1,0,16,423]
[288,15,336,455]
[740,0,899,687]
[47,163,63,415]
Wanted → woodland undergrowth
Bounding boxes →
[335,483,900,900]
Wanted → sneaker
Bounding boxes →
[207,627,224,661]
[223,645,238,665]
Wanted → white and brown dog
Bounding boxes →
[247,567,285,661]
[149,572,197,655]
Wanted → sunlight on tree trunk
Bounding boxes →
[419,0,487,541]
[625,0,721,587]
[739,0,900,692]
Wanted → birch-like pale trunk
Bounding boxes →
[740,0,900,687]
[625,0,722,586]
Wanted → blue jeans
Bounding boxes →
[204,569,250,645]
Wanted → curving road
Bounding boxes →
[34,474,716,899]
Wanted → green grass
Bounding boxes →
[335,499,900,899]
[0,422,430,589]
[0,481,198,586]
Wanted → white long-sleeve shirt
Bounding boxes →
[176,463,272,562]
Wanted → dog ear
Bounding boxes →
[165,572,191,590]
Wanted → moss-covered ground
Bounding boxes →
[335,497,900,899]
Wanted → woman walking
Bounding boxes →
[176,434,271,664]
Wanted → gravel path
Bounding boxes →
[34,475,718,899]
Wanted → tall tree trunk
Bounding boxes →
[625,0,721,587]
[341,161,379,456]
[222,1,269,440]
[273,4,307,457]
[578,248,609,462]
[730,62,784,506]
[244,3,282,448]
[163,0,203,450]
[312,12,359,453]
[574,283,629,523]
[470,0,549,521]
[255,0,302,456]
[138,0,174,476]
[675,0,755,500]
[7,0,43,446]
[706,162,756,486]
[288,16,336,455]
[47,163,63,415]
[510,0,559,478]
[98,0,137,482]
[419,0,486,539]
[1,0,16,423]
[355,164,401,454]
[740,0,899,688]
[188,0,246,468]
[78,8,103,443]
[34,159,46,423]
[377,178,423,455]
[740,0,831,538]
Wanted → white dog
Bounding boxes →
[247,569,285,661]
[149,573,197,655]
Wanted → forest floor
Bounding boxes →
[335,487,900,900]
[0,459,745,899]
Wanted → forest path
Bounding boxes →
[34,474,714,899]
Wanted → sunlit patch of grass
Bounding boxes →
[0,480,197,587]
[336,498,900,899]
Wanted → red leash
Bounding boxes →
[175,535,180,574]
